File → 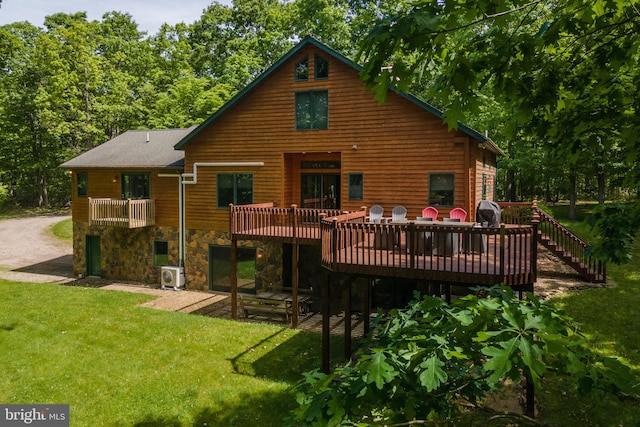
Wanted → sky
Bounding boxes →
[0,0,233,35]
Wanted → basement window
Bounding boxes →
[154,241,169,266]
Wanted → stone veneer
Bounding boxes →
[73,221,180,284]
[183,228,284,292]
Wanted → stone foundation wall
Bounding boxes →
[183,228,282,291]
[72,221,180,285]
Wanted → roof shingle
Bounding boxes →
[60,126,196,169]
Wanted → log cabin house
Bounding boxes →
[60,36,516,304]
[61,36,605,376]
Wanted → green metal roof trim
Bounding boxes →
[175,36,505,157]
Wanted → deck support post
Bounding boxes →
[363,279,371,336]
[292,241,299,328]
[519,289,536,418]
[230,238,238,320]
[322,275,331,374]
[344,280,352,360]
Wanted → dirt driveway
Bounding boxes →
[0,214,74,283]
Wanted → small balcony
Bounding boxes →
[88,197,155,228]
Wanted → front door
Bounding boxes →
[86,235,101,277]
[301,173,340,209]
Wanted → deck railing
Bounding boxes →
[320,220,537,286]
[497,202,535,224]
[534,208,606,282]
[88,198,155,228]
[230,203,366,242]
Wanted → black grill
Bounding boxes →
[476,200,501,226]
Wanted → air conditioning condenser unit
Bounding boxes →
[160,266,184,290]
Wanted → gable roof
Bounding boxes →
[60,126,197,169]
[174,36,504,156]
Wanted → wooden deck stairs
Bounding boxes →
[534,207,606,283]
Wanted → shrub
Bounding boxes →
[288,286,635,426]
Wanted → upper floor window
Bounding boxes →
[122,173,150,199]
[348,173,364,200]
[295,90,328,130]
[428,173,455,207]
[76,172,88,197]
[315,54,329,79]
[294,56,309,81]
[217,173,253,207]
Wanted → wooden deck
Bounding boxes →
[231,204,537,287]
[321,221,535,286]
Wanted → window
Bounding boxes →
[76,172,87,197]
[428,173,455,207]
[209,245,256,293]
[122,173,150,199]
[295,90,328,130]
[348,173,364,200]
[154,241,169,266]
[217,173,253,207]
[315,54,329,79]
[294,56,308,81]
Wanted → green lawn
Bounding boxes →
[0,281,343,426]
[536,203,640,426]
[51,217,73,241]
[3,209,638,426]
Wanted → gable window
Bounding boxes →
[153,241,169,266]
[217,173,253,207]
[294,56,309,81]
[76,172,88,197]
[295,90,328,130]
[348,173,364,200]
[122,173,150,199]
[315,54,329,79]
[428,173,455,207]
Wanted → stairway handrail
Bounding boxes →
[533,205,606,282]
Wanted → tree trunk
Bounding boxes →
[597,167,605,204]
[505,140,516,201]
[569,171,577,220]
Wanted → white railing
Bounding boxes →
[88,198,155,228]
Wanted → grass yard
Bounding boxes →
[536,203,640,426]
[0,281,343,426]
[51,217,73,241]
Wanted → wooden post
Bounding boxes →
[531,208,539,284]
[230,238,238,320]
[322,275,331,374]
[292,241,299,328]
[363,279,371,336]
[344,280,352,360]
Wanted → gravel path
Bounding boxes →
[0,214,74,283]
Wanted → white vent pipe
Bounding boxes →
[181,162,265,184]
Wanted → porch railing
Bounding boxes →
[321,219,537,286]
[88,197,155,228]
[497,201,605,282]
[534,207,606,282]
[230,203,367,242]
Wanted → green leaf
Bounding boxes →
[473,330,503,342]
[418,355,448,392]
[362,351,397,390]
[518,338,546,386]
[482,337,519,383]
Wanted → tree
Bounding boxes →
[356,0,640,262]
[288,287,636,425]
